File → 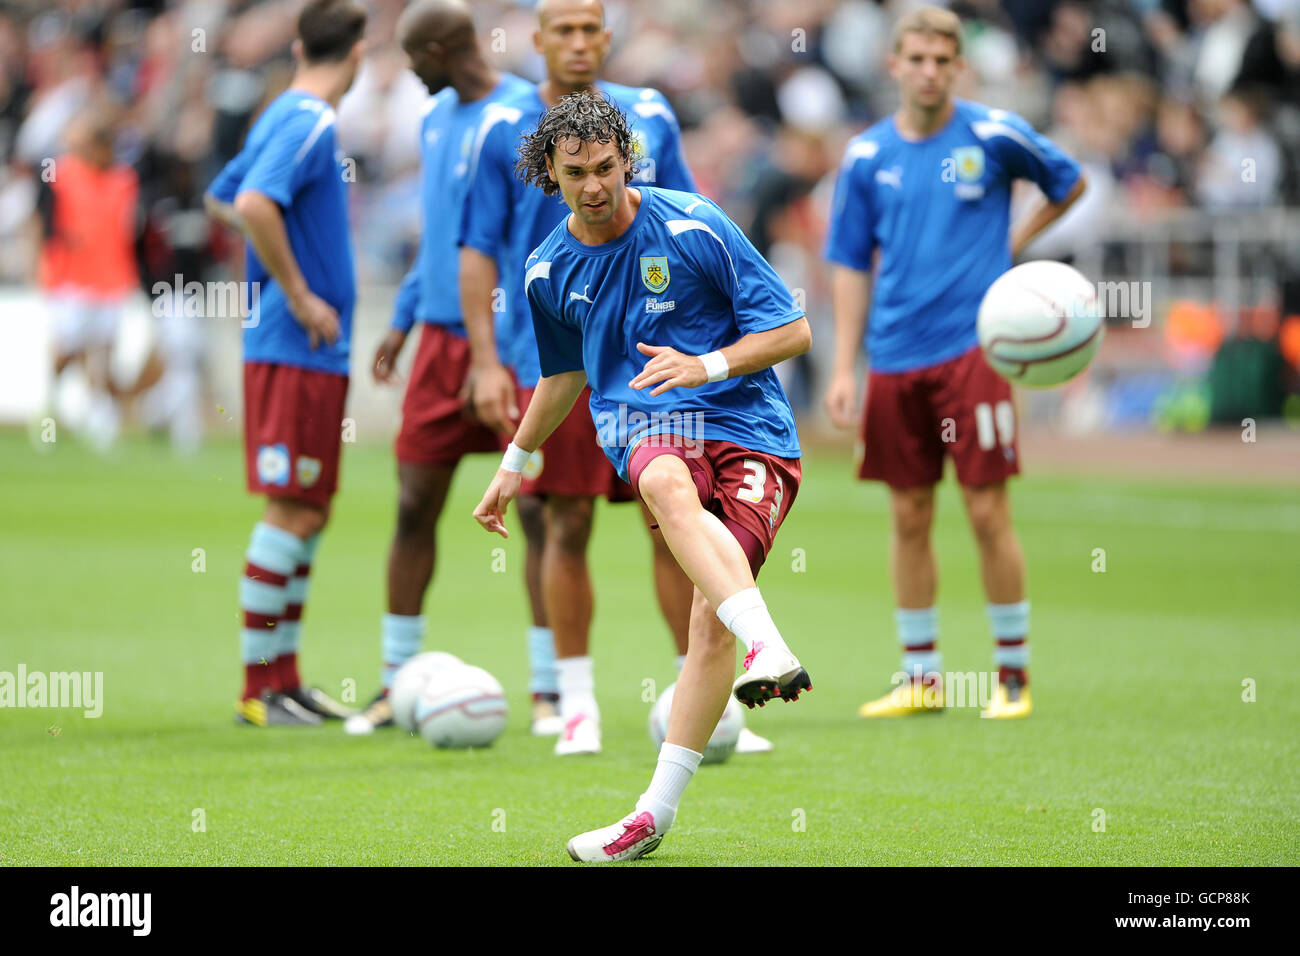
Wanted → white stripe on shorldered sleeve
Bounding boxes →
[633,101,674,123]
[665,219,738,285]
[524,260,551,292]
[971,120,1043,160]
[467,104,524,180]
[293,105,337,166]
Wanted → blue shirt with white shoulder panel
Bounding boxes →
[393,73,532,336]
[824,99,1082,374]
[524,186,802,480]
[460,81,696,387]
[207,90,355,376]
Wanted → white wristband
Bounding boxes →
[501,442,530,473]
[700,350,729,383]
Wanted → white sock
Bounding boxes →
[635,742,702,832]
[715,587,789,653]
[556,655,598,722]
[673,654,687,673]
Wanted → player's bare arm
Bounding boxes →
[629,317,812,397]
[472,368,587,537]
[371,328,407,384]
[233,189,340,349]
[825,264,872,428]
[203,192,246,233]
[458,245,520,433]
[1010,174,1088,259]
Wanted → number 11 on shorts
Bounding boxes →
[974,400,1015,451]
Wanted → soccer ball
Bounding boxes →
[414,664,508,749]
[390,652,463,732]
[977,260,1104,388]
[648,681,745,765]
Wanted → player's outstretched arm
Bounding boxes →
[629,316,811,397]
[233,190,339,349]
[825,264,872,428]
[472,369,587,537]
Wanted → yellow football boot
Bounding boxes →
[981,674,1033,719]
[858,679,945,717]
[235,694,268,726]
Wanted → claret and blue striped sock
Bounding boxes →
[274,532,320,692]
[239,522,301,701]
[896,606,941,683]
[988,600,1031,685]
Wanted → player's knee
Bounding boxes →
[516,494,545,549]
[305,504,330,538]
[637,460,695,518]
[965,488,1009,543]
[547,497,594,553]
[395,485,439,540]
[892,489,934,541]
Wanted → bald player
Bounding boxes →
[460,0,773,756]
[345,0,537,733]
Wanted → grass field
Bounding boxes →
[2,430,1297,866]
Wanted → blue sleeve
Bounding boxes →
[459,116,515,259]
[693,203,803,335]
[990,111,1081,203]
[238,111,325,207]
[643,94,696,192]
[824,148,875,270]
[391,267,418,333]
[526,258,584,376]
[207,148,252,204]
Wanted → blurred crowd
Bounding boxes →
[1,0,1297,443]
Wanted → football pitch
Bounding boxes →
[2,431,1296,866]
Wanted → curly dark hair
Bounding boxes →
[515,89,640,197]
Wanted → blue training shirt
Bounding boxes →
[208,90,355,376]
[524,186,803,480]
[392,72,532,337]
[460,81,696,387]
[824,99,1081,374]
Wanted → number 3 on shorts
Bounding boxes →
[737,459,767,503]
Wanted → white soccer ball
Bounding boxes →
[414,664,508,749]
[648,680,745,765]
[390,652,463,733]
[977,260,1104,388]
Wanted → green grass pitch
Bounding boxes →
[1,431,1296,866]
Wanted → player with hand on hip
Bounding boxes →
[473,91,811,861]
[205,0,367,727]
[823,6,1086,720]
[344,0,536,735]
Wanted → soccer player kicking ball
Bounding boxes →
[823,7,1086,720]
[474,91,811,861]
[461,0,781,757]
[204,0,366,726]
